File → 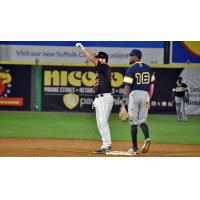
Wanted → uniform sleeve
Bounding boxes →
[95,62,108,73]
[182,83,188,88]
[123,67,134,85]
[183,83,188,92]
[151,71,156,83]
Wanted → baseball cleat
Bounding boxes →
[141,138,151,153]
[128,148,139,155]
[94,146,112,154]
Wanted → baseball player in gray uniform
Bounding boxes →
[172,76,189,122]
[122,49,155,155]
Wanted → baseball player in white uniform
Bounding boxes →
[75,43,114,154]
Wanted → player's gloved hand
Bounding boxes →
[119,104,129,122]
[75,43,85,50]
[120,97,128,106]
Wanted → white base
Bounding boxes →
[106,151,136,156]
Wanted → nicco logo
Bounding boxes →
[44,70,124,87]
[0,66,23,107]
[182,41,200,58]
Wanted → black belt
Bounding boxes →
[95,94,104,98]
[95,93,111,98]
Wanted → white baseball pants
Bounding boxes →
[93,93,114,149]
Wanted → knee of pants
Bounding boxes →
[129,110,140,125]
[138,118,147,125]
[181,105,186,112]
[128,111,137,120]
[129,118,138,126]
[176,107,181,113]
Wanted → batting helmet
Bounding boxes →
[95,52,109,63]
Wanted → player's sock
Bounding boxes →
[140,123,149,140]
[131,125,138,150]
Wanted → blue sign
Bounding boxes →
[172,41,200,63]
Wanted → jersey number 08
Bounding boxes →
[135,72,150,85]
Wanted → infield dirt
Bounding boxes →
[0,138,200,157]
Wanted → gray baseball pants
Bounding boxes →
[128,90,149,125]
[175,96,187,121]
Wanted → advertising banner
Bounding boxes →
[42,66,126,112]
[179,68,200,115]
[0,65,31,111]
[149,67,200,115]
[1,63,198,114]
[150,68,182,113]
[41,65,185,114]
[0,41,164,65]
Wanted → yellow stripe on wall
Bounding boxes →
[0,61,200,68]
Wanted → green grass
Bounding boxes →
[0,111,200,145]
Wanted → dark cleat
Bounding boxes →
[94,146,112,154]
[128,148,139,155]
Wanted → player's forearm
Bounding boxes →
[149,83,154,99]
[124,85,130,98]
[120,85,130,105]
[83,48,97,65]
[75,43,97,65]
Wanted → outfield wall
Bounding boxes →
[0,62,200,115]
[1,41,200,65]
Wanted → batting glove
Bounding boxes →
[120,97,128,106]
[75,43,85,50]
